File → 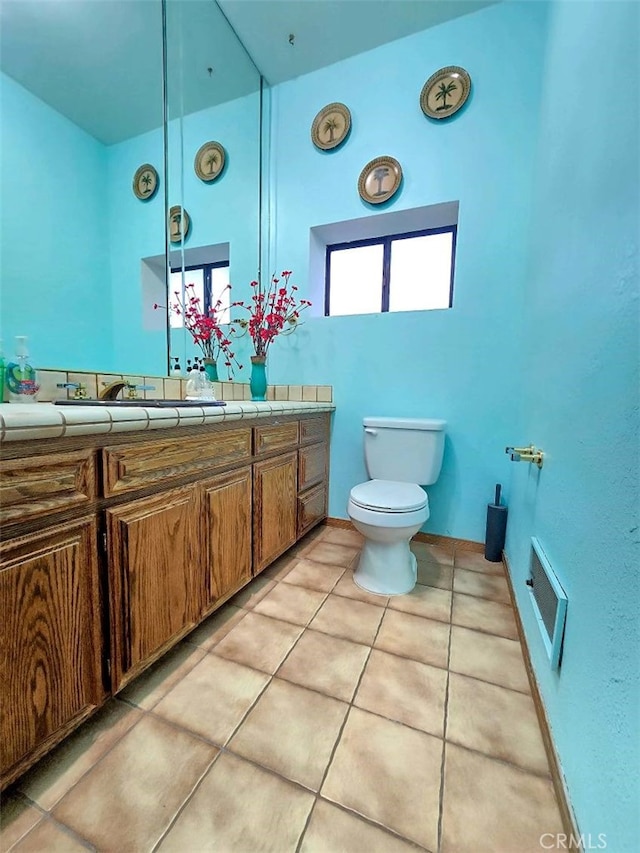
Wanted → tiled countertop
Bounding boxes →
[0,401,336,442]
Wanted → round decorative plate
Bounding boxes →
[420,66,471,119]
[311,102,351,151]
[168,205,191,243]
[132,164,159,200]
[194,141,225,182]
[358,156,402,205]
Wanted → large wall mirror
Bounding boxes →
[0,0,264,379]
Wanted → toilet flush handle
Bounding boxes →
[364,427,378,436]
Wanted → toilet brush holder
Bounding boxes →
[485,483,508,562]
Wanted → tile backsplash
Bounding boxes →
[25,369,333,405]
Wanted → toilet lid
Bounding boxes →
[350,480,427,512]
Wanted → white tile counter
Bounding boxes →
[0,401,336,443]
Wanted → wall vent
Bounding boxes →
[527,537,567,670]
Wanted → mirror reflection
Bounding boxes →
[0,0,264,380]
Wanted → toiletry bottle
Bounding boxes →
[172,356,182,378]
[6,336,39,403]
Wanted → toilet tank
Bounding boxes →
[363,417,446,485]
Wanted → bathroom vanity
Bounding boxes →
[0,401,333,790]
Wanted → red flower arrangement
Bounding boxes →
[231,270,312,358]
[154,283,242,378]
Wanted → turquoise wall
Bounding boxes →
[505,2,640,850]
[267,1,549,540]
[0,72,112,368]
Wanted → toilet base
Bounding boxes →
[353,538,418,596]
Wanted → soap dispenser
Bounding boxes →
[6,336,39,403]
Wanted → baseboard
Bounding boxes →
[325,517,485,553]
[502,551,582,850]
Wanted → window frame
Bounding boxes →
[324,224,457,317]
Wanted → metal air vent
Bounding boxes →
[527,537,567,670]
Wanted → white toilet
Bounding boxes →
[347,417,446,596]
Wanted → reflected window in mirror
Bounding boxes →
[169,262,231,329]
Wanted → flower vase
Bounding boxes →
[250,355,267,401]
[203,358,218,382]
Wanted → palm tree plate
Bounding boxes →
[168,205,191,243]
[132,164,159,201]
[194,141,226,182]
[420,66,471,120]
[358,156,402,205]
[311,102,351,151]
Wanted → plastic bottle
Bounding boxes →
[6,336,39,403]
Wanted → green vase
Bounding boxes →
[250,356,267,401]
[203,358,218,382]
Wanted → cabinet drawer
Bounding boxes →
[298,442,328,492]
[103,428,251,496]
[297,483,327,536]
[0,450,96,526]
[299,417,327,446]
[253,422,298,455]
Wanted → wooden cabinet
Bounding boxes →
[106,486,201,691]
[253,452,298,573]
[0,518,103,789]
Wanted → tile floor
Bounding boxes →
[1,524,565,853]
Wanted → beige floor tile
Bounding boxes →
[452,592,518,640]
[304,541,360,568]
[387,583,452,623]
[454,548,505,575]
[375,609,450,669]
[184,604,246,650]
[441,743,563,853]
[18,700,142,809]
[230,576,277,609]
[261,551,299,581]
[332,572,390,607]
[213,611,303,673]
[300,799,419,853]
[0,795,42,850]
[253,582,327,626]
[228,678,348,791]
[410,540,454,566]
[119,641,207,710]
[278,629,370,702]
[320,525,363,548]
[322,707,442,850]
[282,558,346,592]
[453,568,511,604]
[52,715,217,852]
[416,560,454,590]
[157,752,314,853]
[153,654,269,745]
[354,649,447,737]
[450,626,530,693]
[309,594,384,646]
[447,673,550,775]
[10,819,88,852]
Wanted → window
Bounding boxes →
[169,262,230,328]
[324,226,456,316]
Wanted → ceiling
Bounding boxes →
[0,0,497,145]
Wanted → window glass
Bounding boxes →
[211,265,231,324]
[389,232,453,312]
[328,244,384,316]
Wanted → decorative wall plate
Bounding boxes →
[168,205,191,243]
[311,102,351,151]
[358,156,402,205]
[420,66,471,119]
[132,164,159,200]
[194,141,225,182]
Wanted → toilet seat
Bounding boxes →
[349,479,427,513]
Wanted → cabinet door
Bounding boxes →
[0,518,103,788]
[201,466,252,607]
[106,486,200,690]
[253,452,297,573]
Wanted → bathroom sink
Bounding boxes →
[53,399,226,408]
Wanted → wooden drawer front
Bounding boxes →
[0,450,96,526]
[103,428,251,496]
[299,416,327,446]
[254,422,298,456]
[298,484,327,536]
[298,442,328,492]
